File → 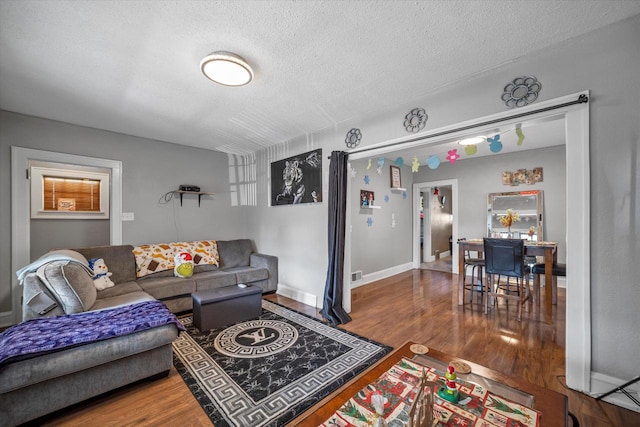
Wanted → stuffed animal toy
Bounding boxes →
[174,252,194,278]
[88,258,115,291]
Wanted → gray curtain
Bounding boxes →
[320,151,352,325]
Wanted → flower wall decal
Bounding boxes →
[345,128,362,148]
[488,135,503,153]
[464,145,478,156]
[501,76,542,108]
[403,108,428,133]
[427,155,441,169]
[446,149,460,164]
[411,156,420,172]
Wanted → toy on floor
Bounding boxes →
[88,258,115,291]
[437,365,460,403]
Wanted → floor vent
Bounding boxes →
[351,270,363,282]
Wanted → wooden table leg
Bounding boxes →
[545,248,553,316]
[458,250,465,305]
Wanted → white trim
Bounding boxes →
[343,90,591,394]
[11,147,123,325]
[351,262,413,288]
[276,284,318,308]
[589,371,640,413]
[564,98,591,392]
[412,179,458,273]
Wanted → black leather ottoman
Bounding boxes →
[192,285,262,331]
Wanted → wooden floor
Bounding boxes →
[40,269,639,426]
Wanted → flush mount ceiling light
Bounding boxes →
[458,136,486,145]
[200,51,253,86]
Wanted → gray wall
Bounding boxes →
[246,16,640,382]
[31,219,110,259]
[350,158,413,275]
[1,111,248,312]
[415,145,567,264]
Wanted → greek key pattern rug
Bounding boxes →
[172,300,392,427]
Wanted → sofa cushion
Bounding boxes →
[226,266,269,284]
[137,276,196,300]
[90,291,156,312]
[96,281,144,300]
[217,239,253,268]
[74,245,136,285]
[36,261,96,314]
[132,240,219,278]
[0,323,178,394]
[194,270,237,291]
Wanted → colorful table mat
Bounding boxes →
[321,357,541,427]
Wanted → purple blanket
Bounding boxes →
[0,300,185,367]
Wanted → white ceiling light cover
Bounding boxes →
[458,136,486,145]
[200,51,253,86]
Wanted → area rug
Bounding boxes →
[172,299,392,427]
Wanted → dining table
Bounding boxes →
[457,239,558,317]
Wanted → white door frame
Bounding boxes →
[11,147,123,324]
[413,180,458,272]
[345,91,590,393]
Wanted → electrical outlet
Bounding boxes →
[121,212,135,221]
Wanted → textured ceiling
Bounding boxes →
[1,1,639,156]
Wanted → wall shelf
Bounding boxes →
[390,187,407,192]
[361,205,381,209]
[174,190,213,207]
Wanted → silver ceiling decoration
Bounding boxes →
[501,76,542,108]
[345,128,362,148]
[403,108,428,133]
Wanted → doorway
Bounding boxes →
[414,180,457,274]
[10,147,123,324]
[345,91,591,392]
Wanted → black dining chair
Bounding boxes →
[483,238,529,320]
[459,239,485,303]
[530,262,565,305]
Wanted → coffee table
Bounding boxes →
[289,341,568,426]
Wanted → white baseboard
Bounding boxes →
[589,371,640,413]
[351,262,413,288]
[276,284,318,308]
[0,311,14,328]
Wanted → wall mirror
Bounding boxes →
[487,190,543,240]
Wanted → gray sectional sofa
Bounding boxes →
[1,239,278,426]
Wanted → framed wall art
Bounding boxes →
[360,190,375,207]
[271,148,322,206]
[390,165,402,189]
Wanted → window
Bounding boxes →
[30,165,110,219]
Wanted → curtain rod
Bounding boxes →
[335,94,589,158]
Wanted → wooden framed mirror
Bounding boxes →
[487,190,543,240]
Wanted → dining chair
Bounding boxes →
[459,239,485,303]
[483,238,529,320]
[530,262,565,305]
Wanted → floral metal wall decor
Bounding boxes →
[501,76,542,108]
[403,107,428,133]
[502,167,543,186]
[345,128,362,148]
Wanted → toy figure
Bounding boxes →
[88,258,115,291]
